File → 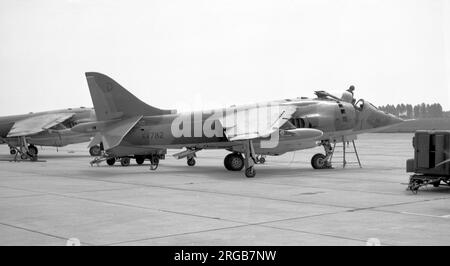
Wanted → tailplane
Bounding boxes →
[85,72,175,121]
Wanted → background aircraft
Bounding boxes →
[75,72,403,177]
[0,107,98,161]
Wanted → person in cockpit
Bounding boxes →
[346,85,356,105]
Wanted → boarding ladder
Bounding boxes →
[330,137,362,168]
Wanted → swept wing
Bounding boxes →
[7,113,75,137]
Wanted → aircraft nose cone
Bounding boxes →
[386,113,404,126]
[365,110,404,129]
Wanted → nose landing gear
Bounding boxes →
[311,138,362,169]
[311,140,333,169]
[311,153,327,169]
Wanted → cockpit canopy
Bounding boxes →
[314,90,383,114]
[355,99,381,112]
[355,99,364,111]
[314,90,354,104]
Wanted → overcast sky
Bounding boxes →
[1,0,449,115]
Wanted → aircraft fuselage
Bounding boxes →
[110,97,401,156]
[0,108,95,147]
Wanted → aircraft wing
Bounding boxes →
[218,105,297,141]
[7,113,75,137]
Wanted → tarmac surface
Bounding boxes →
[0,133,449,246]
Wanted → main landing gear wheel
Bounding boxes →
[28,145,38,156]
[10,149,16,155]
[187,157,196,166]
[150,157,159,170]
[120,157,131,167]
[311,153,328,169]
[224,153,244,171]
[89,145,102,156]
[245,166,256,178]
[135,156,145,165]
[106,158,116,166]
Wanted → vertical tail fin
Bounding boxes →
[85,72,174,121]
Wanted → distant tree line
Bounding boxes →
[377,103,446,119]
[444,111,450,118]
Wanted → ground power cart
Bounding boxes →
[406,130,450,193]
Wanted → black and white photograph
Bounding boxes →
[1,0,450,251]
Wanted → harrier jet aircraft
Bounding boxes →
[0,107,98,161]
[75,72,403,177]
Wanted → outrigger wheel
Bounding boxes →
[311,153,328,169]
[187,157,196,166]
[258,156,266,164]
[224,153,244,171]
[150,156,159,170]
[245,166,256,178]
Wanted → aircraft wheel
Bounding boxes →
[89,145,102,156]
[245,166,256,178]
[20,154,28,160]
[135,156,145,165]
[224,153,244,171]
[433,181,440,187]
[28,145,38,156]
[224,155,232,171]
[150,157,159,170]
[106,158,116,166]
[120,157,130,167]
[187,157,196,166]
[259,157,266,164]
[10,149,16,155]
[311,153,327,169]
